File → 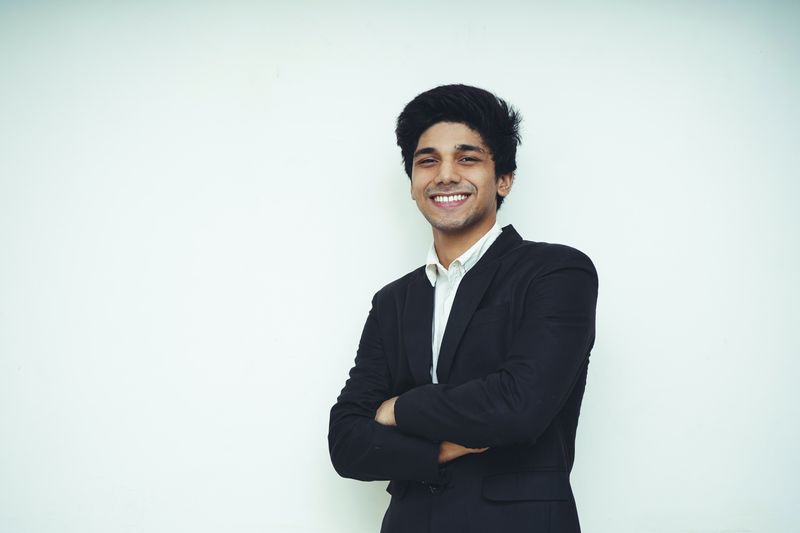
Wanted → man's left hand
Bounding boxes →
[375,396,398,426]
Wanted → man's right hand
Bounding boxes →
[438,441,489,464]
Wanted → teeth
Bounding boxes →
[434,194,467,203]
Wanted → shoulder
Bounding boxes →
[505,238,597,277]
[370,266,425,306]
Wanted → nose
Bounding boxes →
[435,160,461,185]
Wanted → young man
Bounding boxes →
[328,84,598,533]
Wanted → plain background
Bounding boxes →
[1,1,798,532]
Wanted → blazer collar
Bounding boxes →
[403,224,524,385]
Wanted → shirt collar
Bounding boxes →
[424,222,503,287]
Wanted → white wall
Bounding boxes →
[1,2,798,532]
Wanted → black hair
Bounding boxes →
[395,84,522,210]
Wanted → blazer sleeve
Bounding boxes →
[394,250,598,448]
[328,293,444,483]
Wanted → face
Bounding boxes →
[410,122,512,238]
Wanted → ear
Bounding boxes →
[496,172,514,197]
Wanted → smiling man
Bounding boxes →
[328,84,598,533]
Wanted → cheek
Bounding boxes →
[477,177,498,196]
[410,178,428,199]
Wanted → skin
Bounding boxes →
[410,121,513,269]
[374,121,513,463]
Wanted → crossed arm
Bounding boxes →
[374,397,488,463]
[327,296,449,483]
[328,253,598,482]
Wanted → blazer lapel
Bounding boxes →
[435,224,523,383]
[403,270,434,385]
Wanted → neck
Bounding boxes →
[432,217,497,269]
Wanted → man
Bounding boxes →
[328,84,598,533]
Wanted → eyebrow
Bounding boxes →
[413,147,437,158]
[413,144,487,158]
[454,144,486,153]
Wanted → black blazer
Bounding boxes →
[328,224,598,533]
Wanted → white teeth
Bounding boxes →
[434,194,467,203]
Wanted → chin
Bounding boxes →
[429,217,477,234]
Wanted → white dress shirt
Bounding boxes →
[424,222,503,383]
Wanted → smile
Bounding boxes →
[431,193,470,207]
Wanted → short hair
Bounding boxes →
[395,84,522,210]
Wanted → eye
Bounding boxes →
[416,158,437,166]
[460,156,479,163]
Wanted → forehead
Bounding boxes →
[416,122,487,151]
